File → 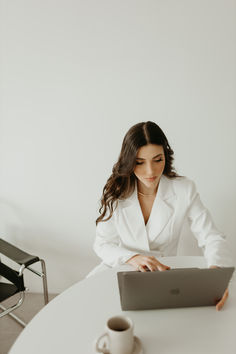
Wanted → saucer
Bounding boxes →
[95,335,143,353]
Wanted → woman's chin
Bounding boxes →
[141,178,160,188]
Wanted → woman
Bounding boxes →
[92,121,232,310]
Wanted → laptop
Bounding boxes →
[117,267,235,310]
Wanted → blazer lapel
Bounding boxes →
[146,175,175,242]
[121,176,175,249]
[122,182,150,251]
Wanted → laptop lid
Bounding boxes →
[117,267,235,310]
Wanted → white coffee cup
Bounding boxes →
[95,315,134,354]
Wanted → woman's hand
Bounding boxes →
[209,265,229,311]
[126,254,171,272]
[215,288,229,311]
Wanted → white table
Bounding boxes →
[9,257,236,354]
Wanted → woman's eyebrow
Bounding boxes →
[136,153,163,160]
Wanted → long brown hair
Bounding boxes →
[96,121,179,225]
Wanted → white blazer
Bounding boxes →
[93,175,232,269]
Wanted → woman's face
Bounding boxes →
[133,144,165,189]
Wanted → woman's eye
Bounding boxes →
[136,159,163,165]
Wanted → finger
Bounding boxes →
[216,289,229,311]
[145,257,165,271]
[138,265,147,272]
[144,263,155,272]
[148,265,157,272]
[216,298,225,311]
[145,261,158,272]
[157,263,171,271]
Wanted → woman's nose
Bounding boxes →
[145,163,155,176]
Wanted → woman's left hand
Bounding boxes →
[209,265,229,311]
[215,288,229,311]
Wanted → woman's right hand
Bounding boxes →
[126,254,171,272]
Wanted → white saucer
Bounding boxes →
[95,335,144,353]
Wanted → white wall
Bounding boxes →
[0,0,235,293]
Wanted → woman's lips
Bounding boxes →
[145,177,157,181]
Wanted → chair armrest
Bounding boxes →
[0,238,40,267]
[0,262,25,291]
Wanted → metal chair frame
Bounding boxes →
[0,238,49,327]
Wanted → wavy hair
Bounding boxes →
[96,121,179,225]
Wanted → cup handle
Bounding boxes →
[95,332,109,353]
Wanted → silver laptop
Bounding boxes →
[117,267,235,310]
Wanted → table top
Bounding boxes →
[9,256,236,354]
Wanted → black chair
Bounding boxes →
[0,238,49,327]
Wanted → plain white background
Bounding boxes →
[0,0,235,293]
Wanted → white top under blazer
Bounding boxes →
[93,175,232,268]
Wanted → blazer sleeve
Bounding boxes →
[93,210,139,267]
[186,180,233,267]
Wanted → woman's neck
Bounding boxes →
[137,180,159,196]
